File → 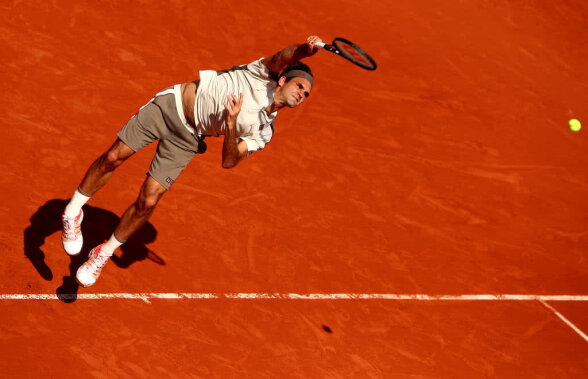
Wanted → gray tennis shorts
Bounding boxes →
[117,86,206,190]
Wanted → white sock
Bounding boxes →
[100,233,125,256]
[64,189,91,217]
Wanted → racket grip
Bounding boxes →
[312,42,326,49]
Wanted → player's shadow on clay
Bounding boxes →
[24,199,165,303]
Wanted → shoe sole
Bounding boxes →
[75,269,94,287]
[63,240,83,256]
[64,248,83,257]
[75,277,92,288]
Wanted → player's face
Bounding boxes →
[279,77,312,108]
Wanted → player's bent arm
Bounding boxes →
[222,93,247,169]
[222,135,249,169]
[262,36,322,75]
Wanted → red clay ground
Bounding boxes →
[1,0,587,377]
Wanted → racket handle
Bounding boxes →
[312,42,326,49]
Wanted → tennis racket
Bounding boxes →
[314,37,377,71]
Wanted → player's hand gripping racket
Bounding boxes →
[314,37,377,71]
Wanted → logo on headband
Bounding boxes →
[284,69,314,87]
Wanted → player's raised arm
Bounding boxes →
[262,36,323,75]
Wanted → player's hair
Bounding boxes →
[278,62,313,84]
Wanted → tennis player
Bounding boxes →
[62,36,322,287]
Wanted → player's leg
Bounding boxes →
[77,139,136,197]
[75,86,203,287]
[61,91,168,256]
[107,126,197,252]
[115,176,167,243]
[63,139,134,217]
[76,175,166,288]
[61,139,135,256]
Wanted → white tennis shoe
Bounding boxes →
[62,210,83,256]
[76,244,110,287]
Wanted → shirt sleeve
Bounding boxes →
[246,58,272,81]
[240,122,274,153]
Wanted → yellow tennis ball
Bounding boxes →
[568,119,581,132]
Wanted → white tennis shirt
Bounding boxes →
[193,58,277,153]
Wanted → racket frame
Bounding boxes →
[314,37,377,71]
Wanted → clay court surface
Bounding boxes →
[1,0,587,377]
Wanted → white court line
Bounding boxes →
[539,300,588,343]
[3,293,586,342]
[1,293,588,301]
[5,292,586,342]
